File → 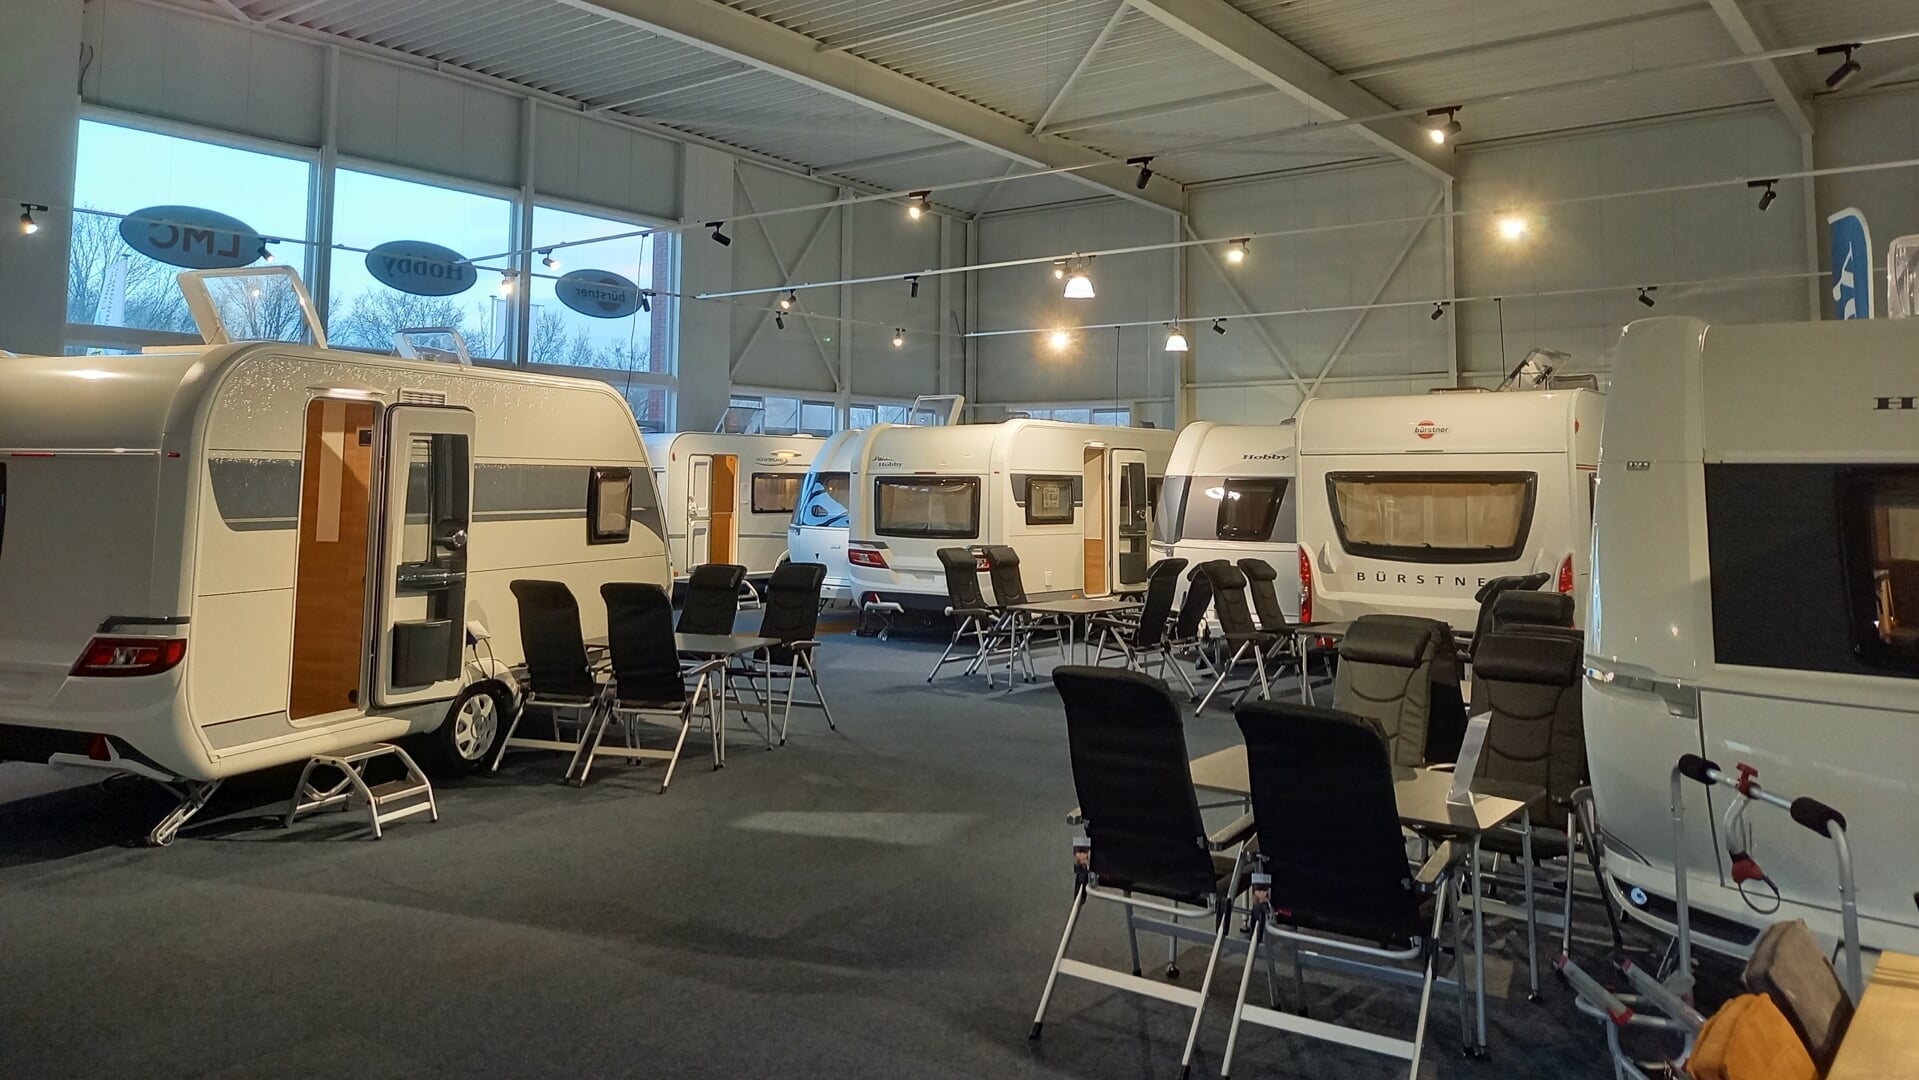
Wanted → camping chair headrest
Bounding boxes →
[1491,589,1574,629]
[1472,632,1582,686]
[1338,615,1436,668]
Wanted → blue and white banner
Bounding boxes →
[1828,207,1872,320]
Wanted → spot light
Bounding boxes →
[1163,324,1189,353]
[1063,258,1095,300]
[1048,329,1072,351]
[1225,239,1249,265]
[1819,44,1862,89]
[1637,286,1657,308]
[499,271,517,296]
[258,243,276,264]
[779,290,796,311]
[1127,156,1155,190]
[1747,179,1778,212]
[638,290,652,314]
[18,203,46,235]
[541,249,561,270]
[1426,107,1462,145]
[1211,318,1226,335]
[1497,215,1529,241]
[907,191,931,220]
[1430,301,1447,321]
[707,220,732,246]
[907,275,920,299]
[891,328,905,349]
[1051,261,1066,281]
[775,311,786,330]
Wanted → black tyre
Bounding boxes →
[413,682,511,776]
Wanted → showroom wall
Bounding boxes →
[0,0,960,431]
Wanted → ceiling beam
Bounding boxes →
[1125,0,1453,179]
[1032,1,1131,135]
[1704,0,1814,135]
[550,0,1183,212]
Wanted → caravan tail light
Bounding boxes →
[1298,544,1314,623]
[70,637,187,678]
[847,547,889,569]
[1557,554,1575,595]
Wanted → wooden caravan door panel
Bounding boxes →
[1083,448,1108,596]
[710,454,738,565]
[289,399,377,721]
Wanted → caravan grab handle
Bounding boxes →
[1790,797,1847,838]
[1676,753,1718,786]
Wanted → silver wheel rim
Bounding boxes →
[452,693,498,760]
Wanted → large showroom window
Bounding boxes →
[526,203,675,431]
[67,118,314,347]
[328,167,516,360]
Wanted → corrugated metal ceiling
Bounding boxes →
[169,0,1916,203]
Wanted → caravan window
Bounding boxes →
[794,472,850,528]
[1328,472,1535,563]
[751,473,801,514]
[1215,478,1291,541]
[1155,476,1188,543]
[1847,471,1919,673]
[1024,476,1077,526]
[1163,476,1295,544]
[875,477,980,539]
[587,468,632,545]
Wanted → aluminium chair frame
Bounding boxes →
[565,657,726,790]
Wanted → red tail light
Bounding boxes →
[1298,544,1314,623]
[847,547,889,569]
[1557,554,1575,595]
[70,637,187,678]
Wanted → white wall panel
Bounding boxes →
[727,164,843,396]
[534,105,680,222]
[336,52,520,189]
[846,201,948,402]
[0,0,82,354]
[975,199,1177,406]
[85,0,324,147]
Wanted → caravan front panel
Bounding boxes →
[1155,421,1299,615]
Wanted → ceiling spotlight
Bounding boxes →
[1163,324,1189,352]
[1497,214,1529,241]
[1430,301,1447,321]
[1637,286,1657,308]
[779,290,796,311]
[1051,261,1066,280]
[908,275,921,299]
[1211,318,1226,335]
[1225,238,1249,265]
[18,203,46,235]
[1819,44,1861,89]
[1048,329,1072,351]
[499,271,517,296]
[1128,155,1155,190]
[1426,107,1462,145]
[1748,178,1778,212]
[707,220,731,246]
[541,249,561,270]
[258,242,276,264]
[775,311,786,330]
[907,191,931,220]
[1063,259,1095,300]
[638,290,652,314]
[891,328,906,349]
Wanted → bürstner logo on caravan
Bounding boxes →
[1874,395,1916,410]
[1414,419,1449,440]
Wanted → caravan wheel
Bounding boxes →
[416,683,508,776]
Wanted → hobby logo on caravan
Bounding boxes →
[1413,419,1449,440]
[1240,451,1291,461]
[1874,396,1916,410]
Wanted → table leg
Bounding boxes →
[1522,808,1539,1000]
[714,671,727,769]
[1472,833,1487,1055]
[1296,633,1315,704]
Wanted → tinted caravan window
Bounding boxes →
[1024,476,1077,526]
[793,471,850,528]
[751,472,801,514]
[875,477,980,539]
[1327,472,1535,563]
[1154,476,1188,543]
[1166,476,1295,543]
[1707,464,1919,678]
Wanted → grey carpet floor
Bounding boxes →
[0,618,1693,1079]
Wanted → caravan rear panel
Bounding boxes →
[1154,421,1299,615]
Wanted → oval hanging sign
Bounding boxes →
[555,269,644,319]
[119,204,263,269]
[365,240,476,297]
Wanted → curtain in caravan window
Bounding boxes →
[875,477,980,539]
[1328,472,1535,563]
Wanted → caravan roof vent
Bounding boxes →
[399,388,448,406]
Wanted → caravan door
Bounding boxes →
[1112,451,1151,591]
[687,455,713,567]
[374,406,475,708]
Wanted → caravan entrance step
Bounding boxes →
[284,742,439,839]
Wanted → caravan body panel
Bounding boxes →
[1295,389,1603,628]
[848,421,1173,610]
[1154,421,1300,616]
[0,344,667,781]
[1588,317,1919,955]
[786,427,890,600]
[642,431,819,581]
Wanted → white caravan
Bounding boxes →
[1586,316,1919,956]
[1152,420,1300,616]
[847,420,1175,610]
[1294,388,1603,630]
[642,431,819,581]
[0,269,668,843]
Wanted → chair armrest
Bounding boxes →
[1067,805,1085,826]
[1414,840,1465,889]
[684,657,728,677]
[1206,812,1257,851]
[1426,762,1456,773]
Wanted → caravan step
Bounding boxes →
[285,742,439,840]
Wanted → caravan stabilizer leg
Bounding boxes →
[148,779,222,847]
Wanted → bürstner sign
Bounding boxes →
[555,269,644,319]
